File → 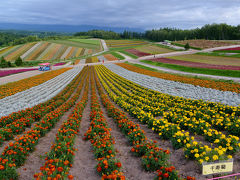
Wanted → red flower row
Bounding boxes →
[34,67,90,179]
[125,49,151,57]
[0,68,88,180]
[85,69,125,180]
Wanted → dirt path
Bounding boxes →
[95,79,156,180]
[68,78,100,180]
[17,78,86,180]
[117,52,133,60]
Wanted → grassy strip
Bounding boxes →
[110,52,125,60]
[119,50,138,59]
[171,42,202,50]
[125,61,237,84]
[141,60,240,78]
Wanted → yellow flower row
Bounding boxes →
[95,65,240,164]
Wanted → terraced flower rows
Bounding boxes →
[149,57,240,70]
[95,65,240,178]
[0,68,38,78]
[0,67,81,117]
[106,64,240,106]
[116,63,240,93]
[1,61,239,179]
[0,68,71,100]
[0,41,94,61]
[106,40,149,48]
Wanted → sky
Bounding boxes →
[0,0,240,30]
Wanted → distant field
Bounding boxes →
[106,40,149,48]
[174,39,240,49]
[135,44,174,54]
[49,39,100,49]
[169,54,240,66]
[69,39,100,45]
[0,41,94,61]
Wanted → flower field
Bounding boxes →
[0,68,38,78]
[174,40,240,49]
[106,40,149,48]
[125,49,151,57]
[0,68,71,100]
[0,61,239,179]
[135,45,174,54]
[0,41,93,61]
[116,63,240,93]
[149,57,240,70]
[95,64,240,178]
[103,54,119,61]
[85,56,99,63]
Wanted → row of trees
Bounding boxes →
[0,57,23,68]
[74,23,240,41]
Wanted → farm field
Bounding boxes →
[0,63,239,179]
[0,39,98,62]
[149,57,240,71]
[103,54,118,61]
[173,39,240,49]
[85,56,99,63]
[135,44,174,54]
[106,40,149,48]
[169,54,240,66]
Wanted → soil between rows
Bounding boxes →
[17,76,87,180]
[94,77,156,180]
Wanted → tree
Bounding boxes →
[15,56,23,66]
[0,56,8,68]
[184,43,190,50]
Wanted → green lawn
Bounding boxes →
[141,60,240,78]
[69,39,100,45]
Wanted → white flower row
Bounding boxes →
[0,67,83,117]
[105,64,240,107]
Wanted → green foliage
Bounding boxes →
[184,43,190,50]
[0,56,12,68]
[119,50,138,59]
[15,57,23,66]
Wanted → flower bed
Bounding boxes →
[116,63,240,93]
[0,67,87,179]
[34,68,89,179]
[84,71,125,179]
[0,68,71,100]
[95,65,240,177]
[150,57,240,70]
[125,49,151,57]
[53,62,66,66]
[0,68,38,77]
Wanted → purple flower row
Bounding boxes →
[53,62,66,66]
[0,68,38,78]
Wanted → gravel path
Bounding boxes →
[105,64,240,106]
[0,67,83,117]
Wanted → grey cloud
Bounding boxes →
[0,0,239,29]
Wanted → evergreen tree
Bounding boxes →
[184,43,190,50]
[15,57,23,66]
[0,56,8,68]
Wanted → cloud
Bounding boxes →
[0,0,239,29]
